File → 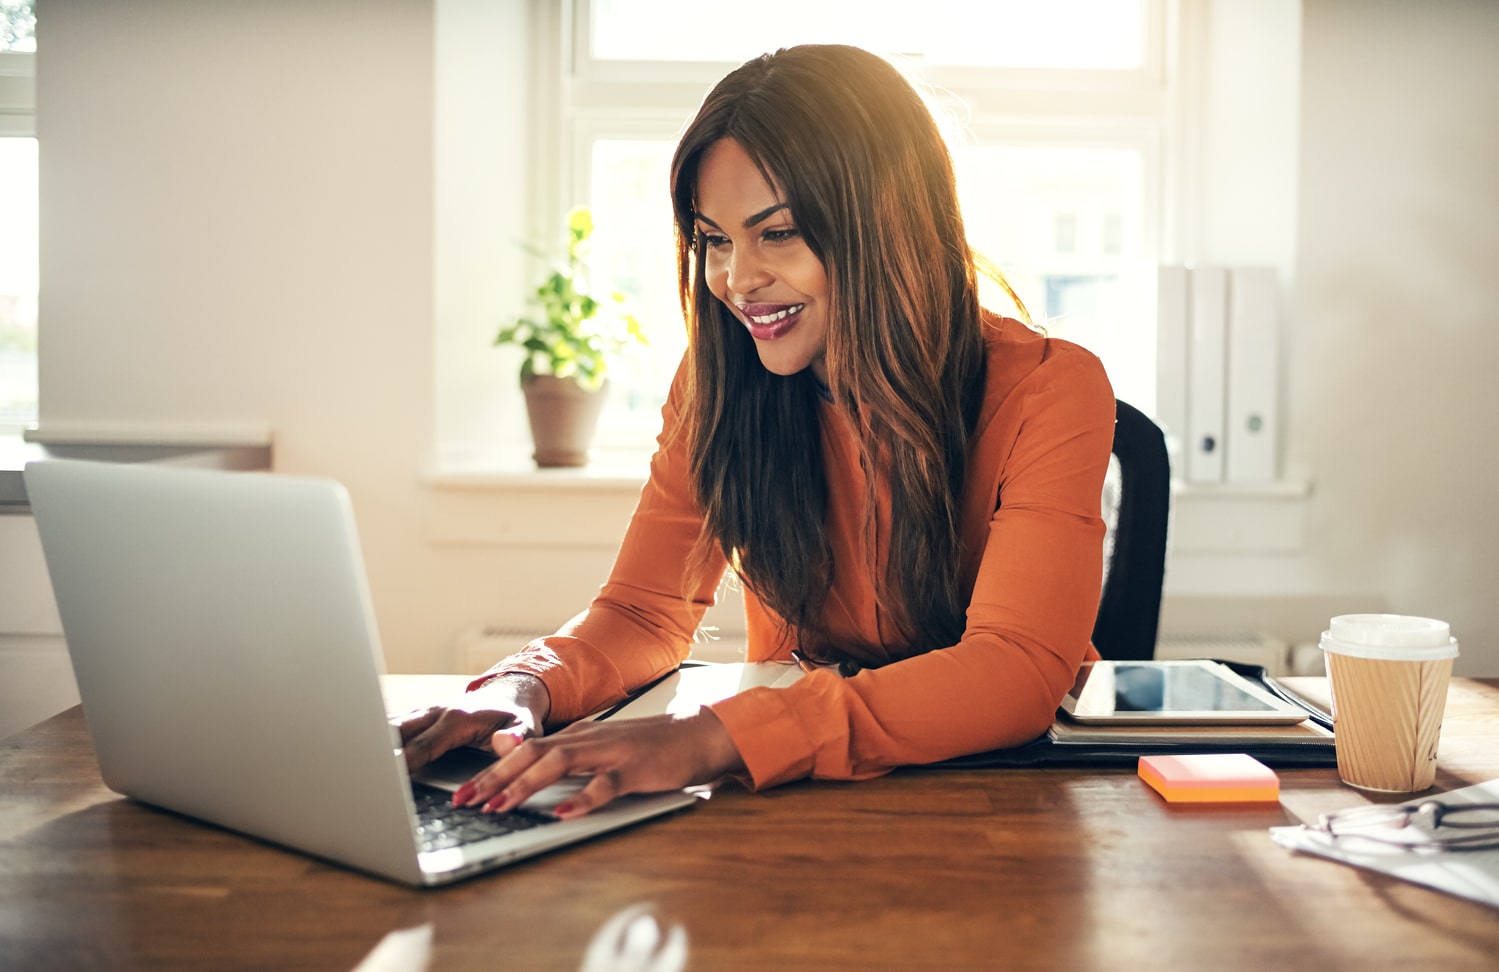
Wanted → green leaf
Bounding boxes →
[494,203,648,382]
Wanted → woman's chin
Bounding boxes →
[753,349,815,378]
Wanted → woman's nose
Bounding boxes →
[726,247,772,295]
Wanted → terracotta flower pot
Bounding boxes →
[521,375,609,468]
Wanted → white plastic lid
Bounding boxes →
[1319,613,1459,661]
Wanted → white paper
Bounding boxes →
[1271,778,1499,910]
[352,924,433,972]
[595,662,803,721]
[579,905,688,972]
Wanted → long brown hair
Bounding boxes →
[670,45,989,656]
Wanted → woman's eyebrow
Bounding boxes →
[695,203,790,231]
[743,203,790,228]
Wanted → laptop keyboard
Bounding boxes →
[411,783,558,854]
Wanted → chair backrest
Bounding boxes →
[1091,400,1171,660]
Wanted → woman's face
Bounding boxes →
[694,138,831,382]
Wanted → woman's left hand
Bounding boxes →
[451,708,746,819]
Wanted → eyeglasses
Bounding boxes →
[1310,800,1499,851]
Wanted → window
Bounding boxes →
[0,0,37,432]
[587,0,1145,69]
[533,0,1170,453]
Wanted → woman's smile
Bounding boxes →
[737,302,807,341]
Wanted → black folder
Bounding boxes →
[936,662,1338,769]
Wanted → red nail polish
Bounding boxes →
[554,801,575,817]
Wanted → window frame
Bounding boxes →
[0,48,37,434]
[510,0,1181,456]
[0,50,34,134]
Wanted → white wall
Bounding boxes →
[24,0,1499,689]
[1288,0,1499,674]
[36,0,449,673]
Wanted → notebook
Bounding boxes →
[22,459,698,887]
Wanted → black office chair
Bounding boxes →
[1091,400,1171,660]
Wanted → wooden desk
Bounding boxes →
[3,677,1496,971]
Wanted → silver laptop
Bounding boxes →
[23,459,697,887]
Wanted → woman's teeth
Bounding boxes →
[746,304,805,324]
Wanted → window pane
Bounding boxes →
[584,138,1156,422]
[1,1,37,53]
[590,0,1143,69]
[586,139,683,433]
[953,144,1153,412]
[0,136,38,428]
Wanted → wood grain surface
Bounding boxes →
[2,677,1496,971]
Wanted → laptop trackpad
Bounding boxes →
[411,747,498,791]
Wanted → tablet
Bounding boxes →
[1058,659,1310,725]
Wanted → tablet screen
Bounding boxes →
[1060,660,1307,724]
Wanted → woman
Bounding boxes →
[397,45,1115,818]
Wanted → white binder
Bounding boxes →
[1155,265,1189,463]
[1225,267,1279,482]
[1185,266,1227,484]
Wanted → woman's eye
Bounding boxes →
[699,232,729,249]
[764,228,800,244]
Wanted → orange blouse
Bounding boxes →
[480,315,1115,790]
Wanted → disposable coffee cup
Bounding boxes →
[1320,614,1459,792]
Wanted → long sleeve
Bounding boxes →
[710,327,1116,788]
[473,362,725,723]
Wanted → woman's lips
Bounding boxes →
[738,302,806,341]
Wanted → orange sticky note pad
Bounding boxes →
[1138,754,1280,803]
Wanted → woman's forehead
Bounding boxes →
[694,139,786,221]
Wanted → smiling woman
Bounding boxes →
[400,44,1115,821]
[693,142,831,380]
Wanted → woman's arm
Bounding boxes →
[438,343,1114,813]
[711,344,1116,787]
[395,360,728,773]
[468,360,727,726]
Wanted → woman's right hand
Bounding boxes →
[393,673,552,773]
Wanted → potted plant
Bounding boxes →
[495,206,646,467]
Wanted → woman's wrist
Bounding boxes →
[471,671,552,726]
[695,707,747,779]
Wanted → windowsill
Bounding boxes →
[0,426,274,511]
[424,447,651,491]
[427,449,1311,499]
[23,422,273,449]
[1171,477,1310,499]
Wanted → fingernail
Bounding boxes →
[554,801,576,818]
[452,783,474,806]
